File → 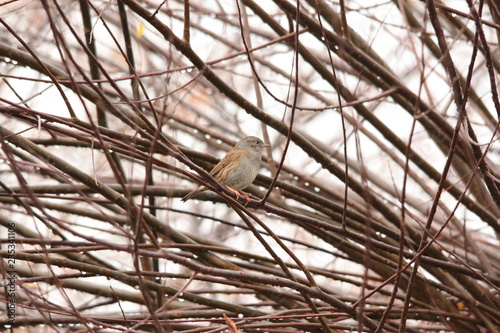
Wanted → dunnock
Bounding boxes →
[181,136,269,202]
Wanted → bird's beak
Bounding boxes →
[262,143,271,148]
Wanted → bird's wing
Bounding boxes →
[209,160,226,177]
[210,149,240,177]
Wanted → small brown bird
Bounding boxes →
[181,136,269,202]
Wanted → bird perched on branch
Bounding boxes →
[181,136,269,203]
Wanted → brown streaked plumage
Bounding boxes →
[181,136,268,202]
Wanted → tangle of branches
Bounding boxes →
[0,0,499,332]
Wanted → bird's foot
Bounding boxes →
[227,187,250,205]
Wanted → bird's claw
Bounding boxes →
[227,187,251,205]
[238,191,251,205]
